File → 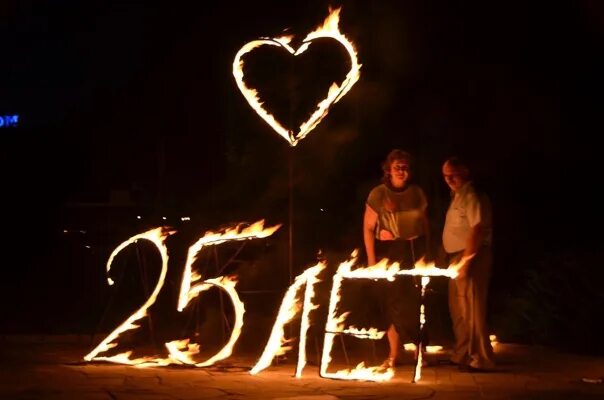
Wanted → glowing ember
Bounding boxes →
[250,262,325,376]
[84,227,174,363]
[233,7,361,146]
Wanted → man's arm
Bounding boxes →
[458,192,486,277]
[464,223,484,260]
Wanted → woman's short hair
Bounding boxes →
[381,149,412,181]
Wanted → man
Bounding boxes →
[442,157,495,371]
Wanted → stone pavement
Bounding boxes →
[1,337,603,400]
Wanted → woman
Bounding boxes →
[363,149,430,368]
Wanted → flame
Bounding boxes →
[402,259,458,383]
[165,339,200,365]
[98,277,245,368]
[84,227,174,363]
[400,257,488,382]
[250,262,325,376]
[193,276,245,367]
[413,348,423,383]
[133,339,201,368]
[444,254,475,278]
[178,220,281,312]
[295,263,325,377]
[233,7,361,146]
[320,251,394,382]
[404,343,443,354]
[173,220,279,367]
[320,255,460,382]
[84,228,211,368]
[342,326,385,340]
[343,257,401,280]
[413,279,430,383]
[398,258,458,278]
[490,334,498,349]
[86,221,279,368]
[84,226,465,376]
[164,277,246,367]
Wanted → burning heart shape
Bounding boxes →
[233,8,361,147]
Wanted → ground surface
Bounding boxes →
[1,336,603,399]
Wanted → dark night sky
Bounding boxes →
[0,1,602,340]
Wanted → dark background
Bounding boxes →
[0,0,602,356]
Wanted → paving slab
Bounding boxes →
[0,340,602,399]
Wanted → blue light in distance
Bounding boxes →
[0,115,19,128]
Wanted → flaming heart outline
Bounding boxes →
[233,8,361,147]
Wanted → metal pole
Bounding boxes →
[412,276,428,383]
[288,146,294,286]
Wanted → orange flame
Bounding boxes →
[83,227,174,364]
[343,326,385,340]
[404,343,444,354]
[444,254,475,278]
[490,334,499,349]
[320,251,394,382]
[173,220,280,367]
[233,7,361,146]
[413,285,428,383]
[85,221,279,368]
[295,262,325,377]
[178,276,246,367]
[178,220,281,312]
[398,258,458,278]
[165,339,200,365]
[250,262,325,376]
[320,255,462,382]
